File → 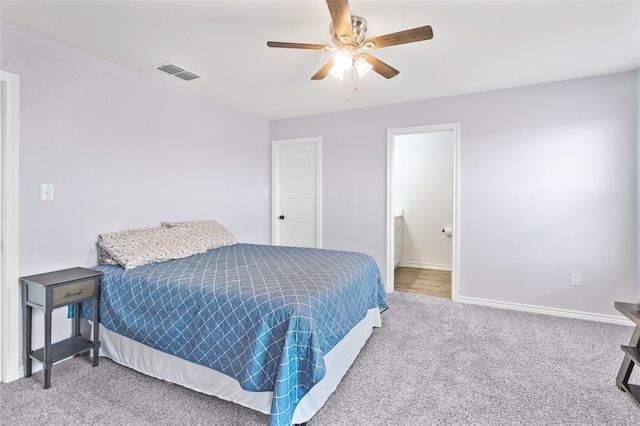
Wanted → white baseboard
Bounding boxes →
[18,363,40,379]
[457,296,634,326]
[399,261,451,271]
[18,353,88,379]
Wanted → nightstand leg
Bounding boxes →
[71,302,81,358]
[43,310,52,389]
[72,302,80,337]
[24,305,32,377]
[616,324,640,390]
[92,296,100,367]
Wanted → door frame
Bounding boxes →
[1,70,20,383]
[386,123,460,300]
[271,137,322,248]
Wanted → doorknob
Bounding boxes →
[278,215,285,220]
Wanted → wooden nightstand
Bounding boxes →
[21,267,102,389]
[615,301,640,408]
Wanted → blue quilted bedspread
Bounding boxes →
[80,243,387,426]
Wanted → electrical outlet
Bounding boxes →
[570,272,581,286]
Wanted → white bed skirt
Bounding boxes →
[92,307,381,424]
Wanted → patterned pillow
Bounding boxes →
[161,220,238,251]
[97,245,119,266]
[98,226,208,269]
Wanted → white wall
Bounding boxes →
[270,71,637,319]
[395,132,453,270]
[2,23,636,358]
[1,24,270,353]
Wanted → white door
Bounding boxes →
[272,138,321,248]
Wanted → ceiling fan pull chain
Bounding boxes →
[346,67,359,101]
[344,66,350,101]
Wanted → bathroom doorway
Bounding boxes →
[386,123,459,300]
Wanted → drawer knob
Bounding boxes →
[65,289,84,298]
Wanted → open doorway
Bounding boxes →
[386,123,459,301]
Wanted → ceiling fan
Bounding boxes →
[267,0,433,80]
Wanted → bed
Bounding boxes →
[79,221,388,426]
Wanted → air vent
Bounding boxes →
[154,62,202,81]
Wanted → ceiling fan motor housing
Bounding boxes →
[330,15,368,46]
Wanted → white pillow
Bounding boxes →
[160,220,238,251]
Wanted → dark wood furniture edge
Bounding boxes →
[22,267,102,389]
[615,301,640,409]
[615,302,640,326]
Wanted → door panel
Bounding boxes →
[272,138,322,248]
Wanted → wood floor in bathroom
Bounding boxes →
[394,267,451,298]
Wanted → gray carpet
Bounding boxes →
[2,292,639,425]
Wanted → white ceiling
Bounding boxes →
[1,1,639,120]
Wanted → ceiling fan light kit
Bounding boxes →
[267,0,433,82]
[328,65,345,81]
[334,49,354,71]
[354,56,373,77]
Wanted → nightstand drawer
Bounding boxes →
[52,279,96,305]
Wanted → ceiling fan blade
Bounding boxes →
[359,53,399,79]
[326,0,352,42]
[362,25,433,49]
[267,41,334,51]
[311,58,336,80]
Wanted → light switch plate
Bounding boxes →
[570,272,580,286]
[40,184,53,201]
